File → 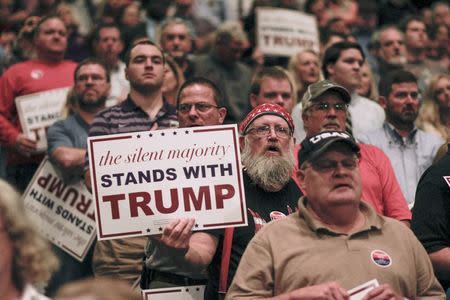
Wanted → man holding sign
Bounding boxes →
[226,131,444,300]
[0,16,76,191]
[142,77,227,288]
[153,104,302,299]
[86,39,178,285]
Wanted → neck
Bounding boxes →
[308,202,364,234]
[78,107,104,125]
[387,119,414,137]
[440,107,450,125]
[129,89,164,119]
[37,51,64,63]
[406,47,426,63]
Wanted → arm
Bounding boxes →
[149,218,218,272]
[0,67,23,148]
[429,248,450,281]
[51,147,86,170]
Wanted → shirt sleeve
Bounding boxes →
[0,68,21,147]
[412,168,450,254]
[47,120,74,156]
[225,233,275,300]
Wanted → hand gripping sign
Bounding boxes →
[15,87,71,152]
[88,125,247,240]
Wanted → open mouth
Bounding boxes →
[333,183,352,190]
[265,145,281,155]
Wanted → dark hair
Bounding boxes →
[250,66,294,96]
[378,69,417,97]
[91,22,123,43]
[74,58,111,83]
[177,77,224,107]
[322,41,365,79]
[399,15,425,33]
[124,38,165,66]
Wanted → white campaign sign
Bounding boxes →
[88,125,247,240]
[257,8,319,57]
[15,87,71,152]
[23,157,96,262]
[142,285,205,300]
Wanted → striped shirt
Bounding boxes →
[85,95,178,170]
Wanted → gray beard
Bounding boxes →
[241,144,295,192]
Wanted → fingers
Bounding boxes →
[328,282,349,300]
[363,284,399,300]
[159,218,196,250]
[16,134,37,155]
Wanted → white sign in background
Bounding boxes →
[142,285,205,300]
[15,87,71,152]
[88,125,247,240]
[257,8,319,57]
[23,157,96,261]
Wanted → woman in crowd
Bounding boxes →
[356,61,379,102]
[0,179,58,300]
[417,73,450,142]
[162,55,185,107]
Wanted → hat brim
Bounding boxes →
[307,138,360,163]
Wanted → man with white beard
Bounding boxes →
[152,103,302,300]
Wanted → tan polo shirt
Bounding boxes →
[226,197,444,299]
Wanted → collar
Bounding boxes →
[298,196,383,236]
[383,122,418,144]
[121,94,176,116]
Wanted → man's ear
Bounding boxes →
[249,93,258,109]
[218,107,227,124]
[326,63,335,78]
[378,96,387,109]
[124,67,129,81]
[297,168,306,191]
[239,136,245,152]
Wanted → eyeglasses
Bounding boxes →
[311,102,348,112]
[393,91,421,100]
[310,157,358,173]
[246,125,292,139]
[178,102,219,113]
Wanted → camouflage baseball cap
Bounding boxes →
[302,80,351,112]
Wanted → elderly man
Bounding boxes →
[226,131,444,300]
[192,21,252,124]
[296,80,411,223]
[153,103,302,299]
[141,77,226,288]
[159,18,194,78]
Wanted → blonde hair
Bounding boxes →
[55,278,141,300]
[417,73,450,141]
[0,180,58,290]
[287,49,322,99]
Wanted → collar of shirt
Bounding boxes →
[383,122,418,145]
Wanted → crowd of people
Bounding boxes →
[0,0,449,299]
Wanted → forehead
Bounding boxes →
[179,84,215,103]
[260,77,291,91]
[339,48,362,60]
[251,114,288,127]
[130,44,163,59]
[380,28,403,41]
[298,51,317,62]
[390,82,418,92]
[99,27,120,37]
[407,20,425,29]
[38,18,66,31]
[77,63,107,76]
[437,77,450,86]
[163,23,189,35]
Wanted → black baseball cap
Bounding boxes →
[298,131,360,167]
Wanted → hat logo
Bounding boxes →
[370,250,392,267]
[310,131,350,144]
